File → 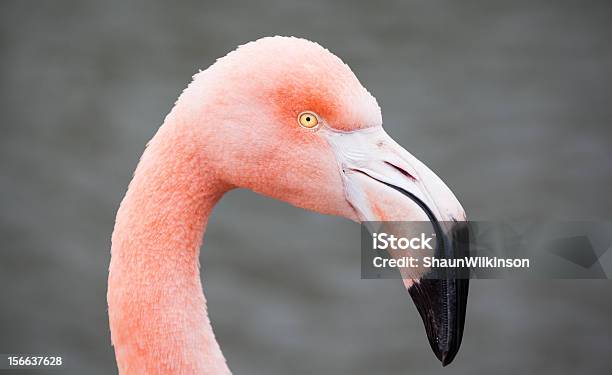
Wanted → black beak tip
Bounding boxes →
[406,222,470,367]
[429,333,459,367]
[439,347,458,367]
[408,276,468,367]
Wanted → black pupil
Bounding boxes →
[306,117,311,122]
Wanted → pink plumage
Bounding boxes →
[108,36,468,374]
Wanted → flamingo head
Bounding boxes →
[182,36,469,366]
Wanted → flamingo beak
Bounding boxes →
[323,126,469,366]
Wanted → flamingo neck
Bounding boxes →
[108,112,232,374]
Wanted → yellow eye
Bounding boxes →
[298,111,319,129]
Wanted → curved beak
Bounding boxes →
[324,126,469,366]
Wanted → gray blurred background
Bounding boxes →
[1,0,612,374]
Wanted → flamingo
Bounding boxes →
[108,36,469,374]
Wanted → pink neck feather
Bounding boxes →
[107,109,232,374]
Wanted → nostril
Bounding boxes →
[385,161,417,181]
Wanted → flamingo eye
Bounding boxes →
[298,112,319,129]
